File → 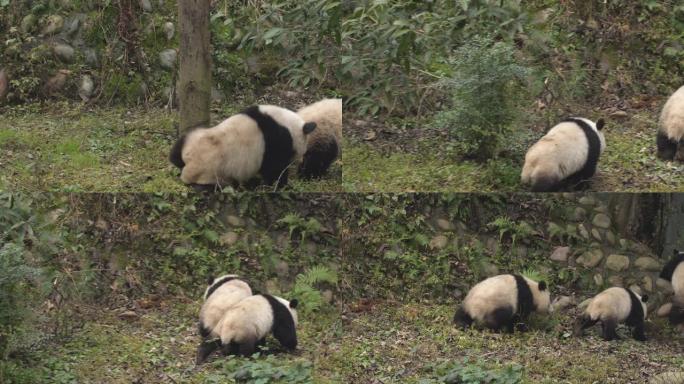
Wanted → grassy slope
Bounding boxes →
[22,300,684,384]
[0,104,341,193]
[343,111,684,192]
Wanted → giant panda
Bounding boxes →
[196,274,253,364]
[575,287,648,341]
[521,117,606,192]
[659,249,684,326]
[214,294,299,357]
[657,86,684,161]
[169,105,317,190]
[453,274,551,332]
[296,98,343,179]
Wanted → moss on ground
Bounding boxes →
[0,103,340,192]
[343,112,684,192]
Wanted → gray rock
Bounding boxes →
[482,262,499,277]
[485,237,498,253]
[605,254,630,271]
[579,196,597,206]
[21,14,38,33]
[593,204,608,213]
[591,228,602,241]
[607,275,623,287]
[275,260,289,277]
[84,48,99,67]
[550,246,570,263]
[619,238,629,250]
[578,224,589,239]
[219,231,239,246]
[573,207,587,221]
[322,289,334,304]
[577,249,603,268]
[226,215,244,227]
[605,230,616,245]
[429,235,448,250]
[657,303,672,317]
[63,15,82,36]
[43,15,64,35]
[140,0,152,12]
[53,43,75,62]
[634,257,661,271]
[78,75,94,101]
[436,218,453,231]
[642,276,653,293]
[159,48,177,69]
[163,21,175,40]
[657,278,674,294]
[628,285,642,296]
[551,295,575,312]
[592,213,611,229]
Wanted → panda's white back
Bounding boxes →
[673,262,684,297]
[180,114,266,185]
[660,85,684,141]
[463,274,518,320]
[586,287,632,321]
[200,279,252,337]
[216,295,275,344]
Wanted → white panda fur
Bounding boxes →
[521,117,606,192]
[169,105,316,190]
[297,98,343,179]
[196,275,253,365]
[575,287,647,341]
[659,249,684,325]
[215,294,299,357]
[453,274,550,332]
[657,86,684,161]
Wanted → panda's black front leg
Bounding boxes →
[196,339,221,365]
[238,337,258,357]
[631,320,647,341]
[601,318,618,341]
[453,307,473,330]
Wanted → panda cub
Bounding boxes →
[575,287,648,341]
[169,105,317,190]
[196,274,252,364]
[657,86,684,161]
[453,274,551,332]
[521,117,606,192]
[215,294,299,357]
[659,249,684,326]
[297,98,343,179]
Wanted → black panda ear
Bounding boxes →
[303,122,317,135]
[642,294,649,303]
[596,118,605,131]
[289,299,299,309]
[538,281,547,291]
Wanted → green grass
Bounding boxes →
[343,112,684,192]
[0,103,341,192]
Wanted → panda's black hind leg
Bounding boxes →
[485,307,515,333]
[632,323,647,341]
[453,307,473,330]
[601,318,618,341]
[657,131,677,160]
[238,337,258,357]
[574,314,598,336]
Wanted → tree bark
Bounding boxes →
[178,0,212,133]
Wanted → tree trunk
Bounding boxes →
[178,0,212,133]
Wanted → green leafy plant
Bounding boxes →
[288,266,337,315]
[434,359,524,384]
[487,216,537,247]
[277,213,323,242]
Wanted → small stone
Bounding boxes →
[573,207,587,221]
[578,298,592,310]
[53,43,75,62]
[436,218,453,231]
[593,205,608,213]
[453,289,463,300]
[140,0,152,12]
[577,249,603,268]
[657,278,674,294]
[578,224,589,239]
[163,21,175,40]
[579,196,596,206]
[118,310,139,320]
[84,48,99,67]
[591,228,602,241]
[482,262,499,277]
[551,295,575,312]
[21,14,37,33]
[429,235,448,250]
[629,285,642,296]
[592,213,611,229]
[42,15,64,35]
[43,69,70,95]
[159,48,177,69]
[78,75,94,101]
[619,238,629,250]
[265,279,278,293]
[485,237,498,253]
[322,289,333,304]
[605,254,630,271]
[642,276,653,293]
[657,303,673,317]
[593,274,603,287]
[64,15,82,35]
[607,275,623,287]
[219,231,239,245]
[550,246,570,263]
[275,261,289,277]
[605,230,616,245]
[634,257,661,271]
[226,215,244,227]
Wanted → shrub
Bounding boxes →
[432,37,531,161]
